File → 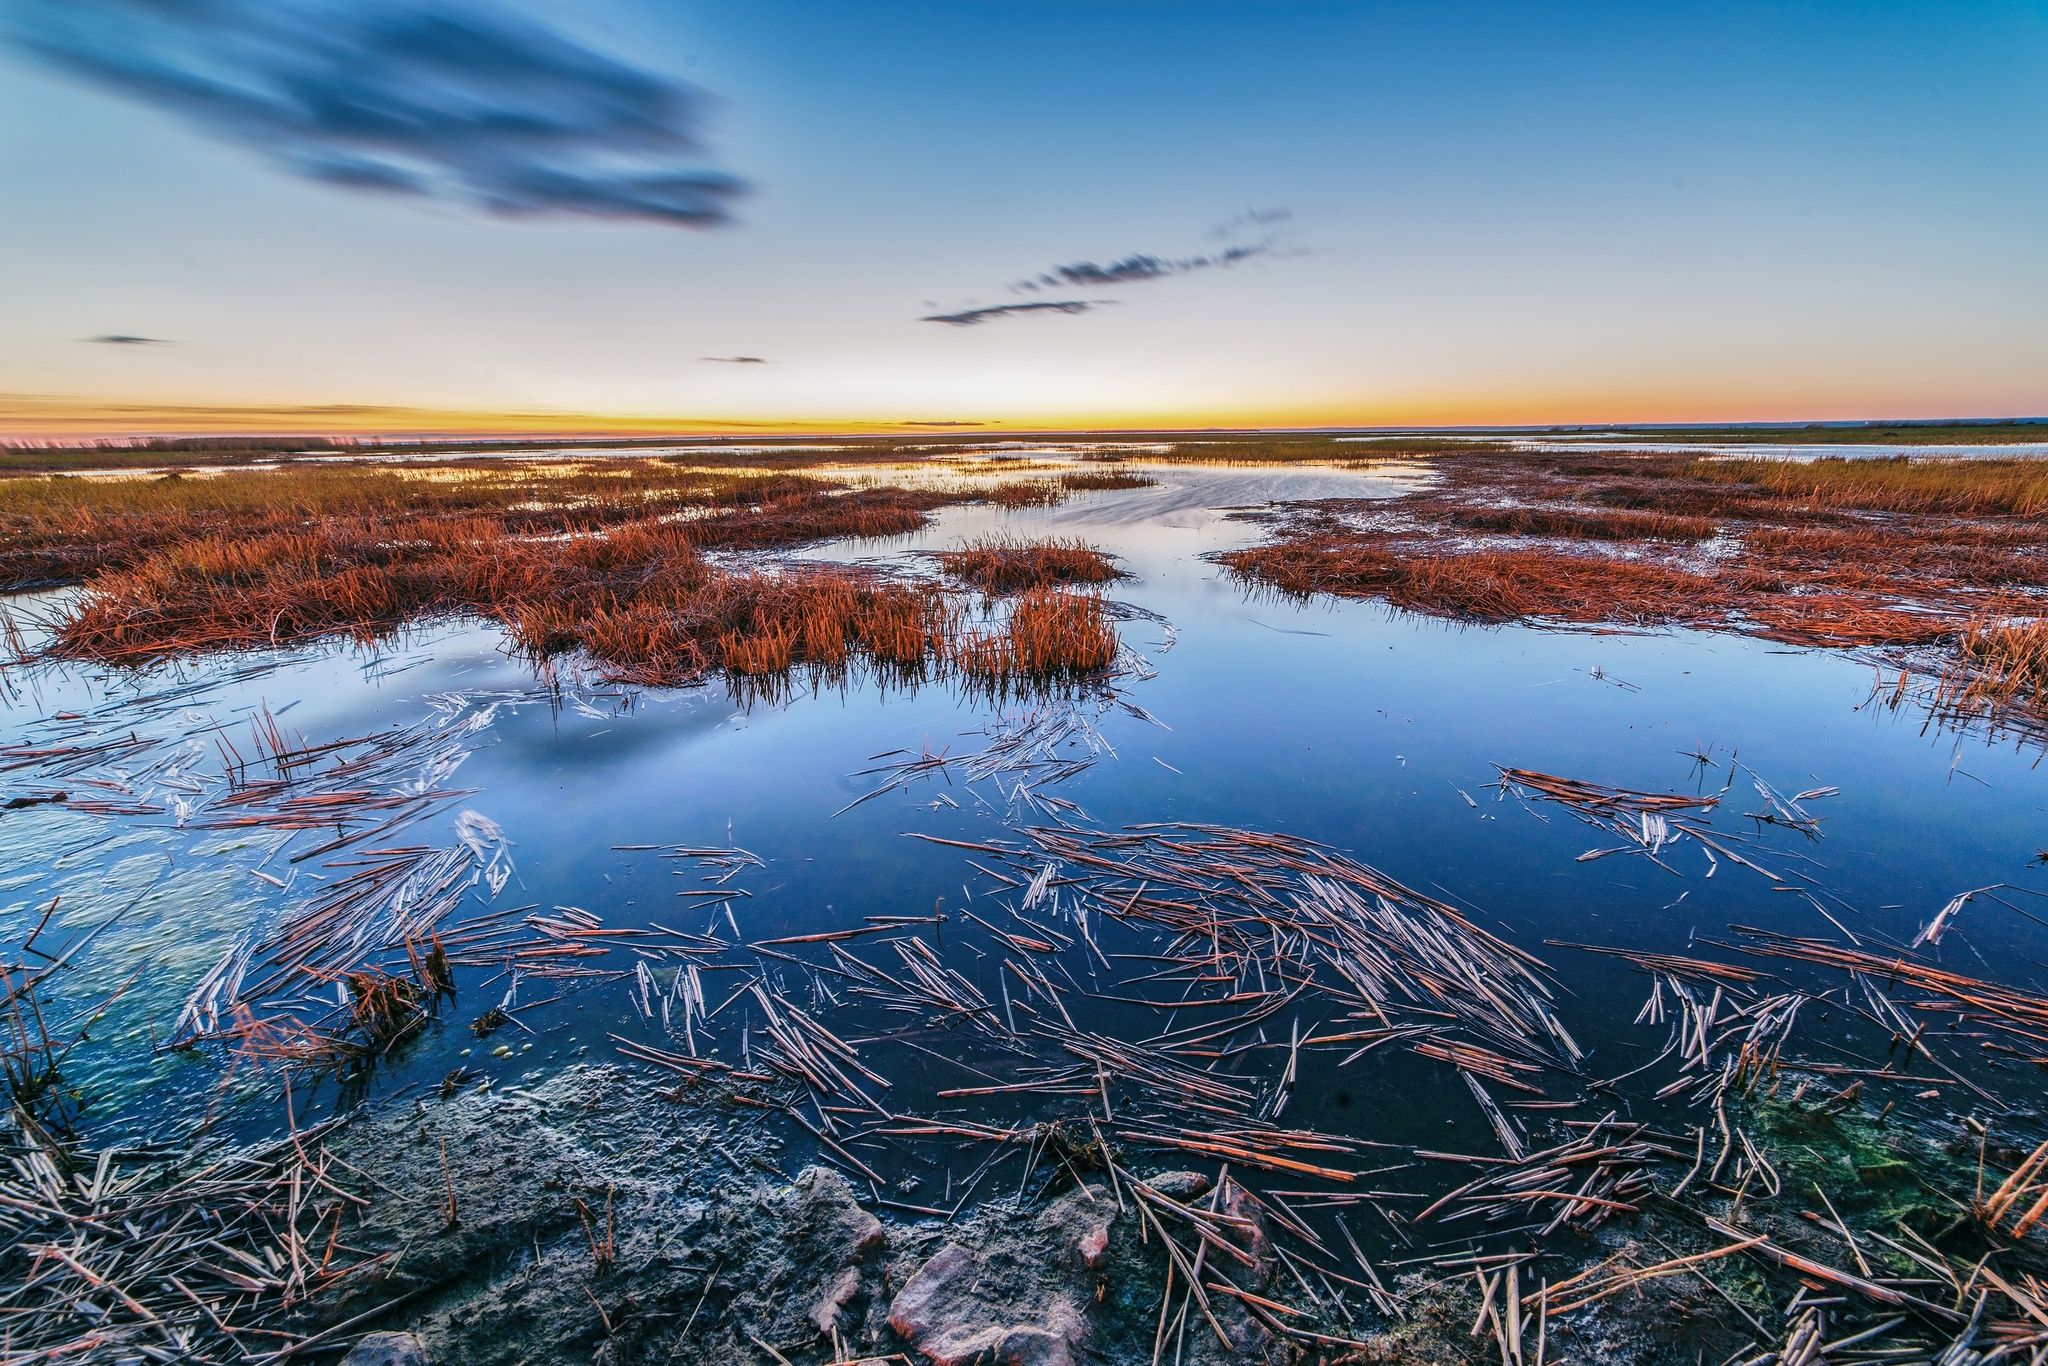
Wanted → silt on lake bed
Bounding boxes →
[1,442,2047,1365]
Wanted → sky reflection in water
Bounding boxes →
[1,458,2043,1169]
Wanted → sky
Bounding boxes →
[1,0,2044,438]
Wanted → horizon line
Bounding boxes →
[3,408,2045,447]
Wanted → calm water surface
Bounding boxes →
[3,458,2043,1193]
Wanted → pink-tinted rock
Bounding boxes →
[1077,1221,1110,1269]
[340,1334,427,1366]
[888,1243,1088,1366]
[922,1324,1073,1366]
[887,1243,976,1340]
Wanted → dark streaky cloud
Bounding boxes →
[87,334,169,344]
[4,0,744,227]
[701,356,768,364]
[922,300,1099,327]
[1017,241,1272,293]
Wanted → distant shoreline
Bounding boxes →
[3,419,2047,476]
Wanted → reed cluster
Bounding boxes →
[1691,455,2048,517]
[982,468,1156,506]
[949,587,1120,681]
[930,535,1126,593]
[1934,616,2048,722]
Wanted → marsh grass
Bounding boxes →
[950,587,1120,682]
[8,457,1129,690]
[1447,506,1718,542]
[0,460,843,590]
[1693,455,2048,517]
[983,469,1157,506]
[1935,617,2048,724]
[1219,537,1733,628]
[1217,446,2048,650]
[930,535,1127,593]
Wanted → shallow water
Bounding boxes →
[3,457,2044,1204]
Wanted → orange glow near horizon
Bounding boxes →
[3,389,2041,444]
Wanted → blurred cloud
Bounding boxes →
[922,300,1102,326]
[1208,207,1291,239]
[948,212,1293,323]
[701,355,768,363]
[86,334,168,344]
[1018,242,1271,292]
[3,0,745,227]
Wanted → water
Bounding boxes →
[3,457,2044,1217]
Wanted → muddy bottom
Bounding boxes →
[299,1063,1919,1366]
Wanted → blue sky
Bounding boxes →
[1,0,2043,435]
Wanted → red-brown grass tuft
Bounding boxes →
[931,535,1126,593]
[950,588,1120,681]
[1219,538,1720,627]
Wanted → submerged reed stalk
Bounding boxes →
[1934,616,2048,724]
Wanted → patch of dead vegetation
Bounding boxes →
[0,459,1130,690]
[930,535,1127,593]
[1216,447,2048,727]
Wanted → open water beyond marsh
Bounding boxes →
[3,458,2045,1242]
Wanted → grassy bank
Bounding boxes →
[0,456,1141,689]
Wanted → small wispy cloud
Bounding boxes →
[924,209,1293,326]
[4,0,745,228]
[86,334,169,344]
[700,355,768,364]
[921,300,1102,327]
[1209,207,1292,239]
[1017,242,1271,292]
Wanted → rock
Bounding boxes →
[793,1167,886,1260]
[1143,1170,1211,1201]
[922,1323,1075,1366]
[1027,1184,1114,1271]
[888,1243,1087,1366]
[888,1243,976,1340]
[811,1265,862,1335]
[340,1332,428,1366]
[1076,1220,1110,1270]
[1219,1180,1272,1284]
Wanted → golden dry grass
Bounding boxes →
[1691,455,2048,516]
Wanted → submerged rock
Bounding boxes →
[341,1332,429,1366]
[296,1067,1300,1363]
[888,1240,1087,1366]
